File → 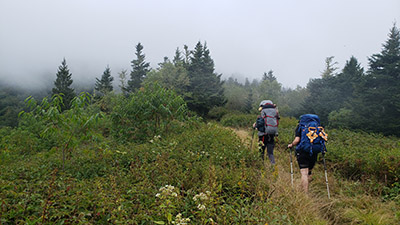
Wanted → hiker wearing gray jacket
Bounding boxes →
[253,100,280,165]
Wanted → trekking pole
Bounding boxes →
[250,128,256,150]
[289,147,294,187]
[322,148,331,199]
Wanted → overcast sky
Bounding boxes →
[1,0,399,90]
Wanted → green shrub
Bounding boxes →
[207,106,231,121]
[327,129,400,186]
[220,113,254,128]
[328,108,354,129]
[111,83,188,143]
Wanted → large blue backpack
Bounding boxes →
[296,114,328,155]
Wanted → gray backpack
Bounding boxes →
[258,100,279,136]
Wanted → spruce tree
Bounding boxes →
[95,66,114,96]
[186,41,226,116]
[351,24,400,135]
[127,42,150,93]
[117,69,128,96]
[173,47,184,65]
[52,58,75,111]
[321,56,339,78]
[262,70,276,82]
[335,56,363,105]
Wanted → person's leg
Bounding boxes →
[300,168,309,192]
[266,144,275,165]
[296,150,311,192]
[308,153,318,182]
[266,134,275,165]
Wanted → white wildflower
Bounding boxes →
[193,192,209,201]
[155,193,161,198]
[172,213,191,225]
[157,185,178,198]
[197,204,206,211]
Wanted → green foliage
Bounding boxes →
[144,61,190,98]
[383,182,400,204]
[111,83,188,143]
[279,86,309,117]
[127,42,150,93]
[327,129,400,186]
[223,78,249,112]
[95,66,114,96]
[16,93,102,168]
[328,108,354,129]
[207,106,230,121]
[262,70,276,82]
[0,116,269,224]
[52,58,76,111]
[321,56,339,79]
[220,113,255,128]
[348,24,400,136]
[253,79,282,106]
[0,85,26,128]
[186,41,226,116]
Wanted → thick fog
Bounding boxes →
[1,0,399,90]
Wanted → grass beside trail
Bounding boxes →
[236,122,400,224]
[1,114,399,224]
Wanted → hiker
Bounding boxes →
[253,100,280,165]
[287,114,328,193]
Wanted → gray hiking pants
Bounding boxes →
[258,134,275,165]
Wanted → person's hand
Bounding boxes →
[288,143,293,148]
[252,122,256,128]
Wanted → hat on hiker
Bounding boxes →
[259,100,273,106]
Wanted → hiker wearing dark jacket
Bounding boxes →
[253,100,280,165]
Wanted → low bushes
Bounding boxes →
[220,113,255,128]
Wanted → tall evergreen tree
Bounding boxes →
[127,42,150,92]
[351,24,400,135]
[321,56,339,78]
[244,78,251,89]
[95,66,114,96]
[118,69,128,96]
[262,70,276,82]
[52,58,75,111]
[183,45,191,67]
[300,57,340,123]
[186,41,226,116]
[173,47,184,66]
[334,56,364,106]
[144,61,190,98]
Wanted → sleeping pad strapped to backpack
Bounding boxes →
[296,114,328,155]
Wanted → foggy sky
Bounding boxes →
[1,0,399,90]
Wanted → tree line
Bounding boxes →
[0,24,399,136]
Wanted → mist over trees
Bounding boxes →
[0,24,399,136]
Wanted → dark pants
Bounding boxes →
[258,134,275,164]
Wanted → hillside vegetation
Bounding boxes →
[1,85,400,224]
